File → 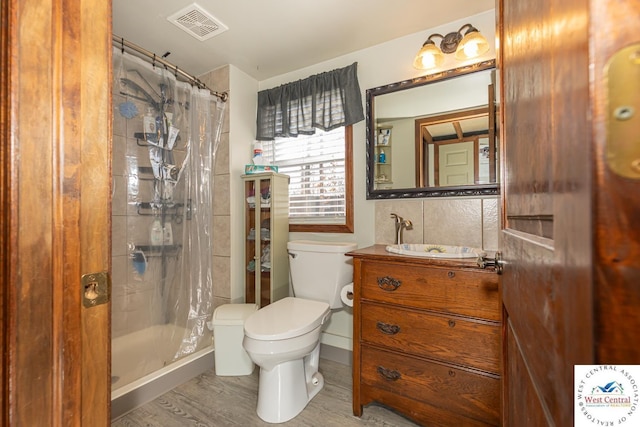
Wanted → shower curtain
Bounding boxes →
[111,48,225,389]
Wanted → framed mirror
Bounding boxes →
[366,59,499,199]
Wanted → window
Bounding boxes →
[255,63,363,233]
[262,126,353,233]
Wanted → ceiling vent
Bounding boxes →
[167,3,228,42]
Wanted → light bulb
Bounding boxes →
[463,41,479,58]
[421,53,436,69]
[413,42,445,69]
[455,29,490,61]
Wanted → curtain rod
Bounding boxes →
[112,34,228,102]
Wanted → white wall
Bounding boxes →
[229,10,496,350]
[228,65,259,303]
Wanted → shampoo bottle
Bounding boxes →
[252,141,264,165]
[143,108,157,145]
[150,218,163,246]
[163,222,174,246]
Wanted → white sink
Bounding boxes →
[385,243,485,259]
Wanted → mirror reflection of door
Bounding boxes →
[436,139,477,186]
[417,106,491,187]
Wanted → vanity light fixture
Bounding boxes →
[413,23,490,70]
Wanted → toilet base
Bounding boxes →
[256,343,324,423]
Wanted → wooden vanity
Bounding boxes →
[348,245,501,427]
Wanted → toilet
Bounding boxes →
[242,240,357,423]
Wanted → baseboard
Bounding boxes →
[320,343,352,366]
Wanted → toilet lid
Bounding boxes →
[244,297,330,341]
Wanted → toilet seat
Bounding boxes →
[244,297,330,341]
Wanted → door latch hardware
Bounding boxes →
[606,43,640,180]
[81,271,110,307]
[477,251,503,275]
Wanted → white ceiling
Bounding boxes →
[112,0,495,81]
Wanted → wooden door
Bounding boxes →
[1,0,112,425]
[499,0,640,425]
[499,0,593,425]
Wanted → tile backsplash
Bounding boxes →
[375,197,500,251]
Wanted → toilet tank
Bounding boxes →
[287,240,358,309]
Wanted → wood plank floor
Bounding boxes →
[112,358,420,426]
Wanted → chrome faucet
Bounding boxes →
[390,213,413,244]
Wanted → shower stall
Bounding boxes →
[110,45,226,417]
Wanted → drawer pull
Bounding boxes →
[377,276,402,291]
[448,320,456,328]
[377,366,401,381]
[376,321,401,335]
[448,271,455,278]
[449,370,456,377]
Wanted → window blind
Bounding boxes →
[263,128,346,224]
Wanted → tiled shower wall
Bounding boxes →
[374,197,500,251]
[199,66,232,310]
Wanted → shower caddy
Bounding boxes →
[122,76,184,276]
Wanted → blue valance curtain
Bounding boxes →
[256,62,364,141]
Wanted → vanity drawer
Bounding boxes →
[361,345,500,426]
[361,302,500,374]
[360,261,500,321]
